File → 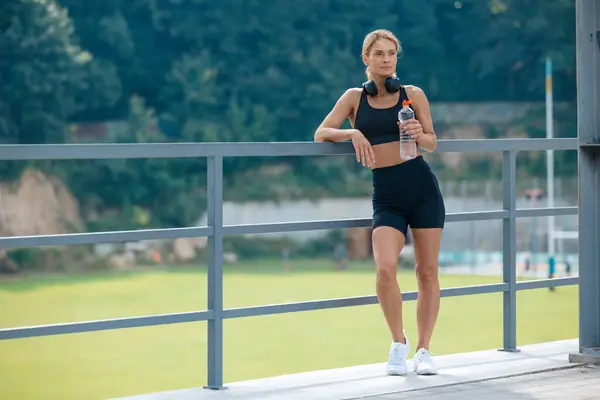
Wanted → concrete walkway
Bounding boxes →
[369,365,600,400]
[113,339,597,400]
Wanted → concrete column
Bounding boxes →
[570,0,600,364]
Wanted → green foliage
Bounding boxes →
[0,0,121,145]
[294,230,348,259]
[6,246,97,273]
[221,230,347,261]
[223,236,293,260]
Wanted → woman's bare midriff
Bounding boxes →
[371,142,421,169]
[347,89,421,170]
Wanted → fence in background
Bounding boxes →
[0,138,580,389]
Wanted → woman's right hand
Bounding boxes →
[350,129,376,168]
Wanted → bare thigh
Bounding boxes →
[411,228,443,275]
[372,226,406,272]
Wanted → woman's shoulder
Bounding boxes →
[341,87,363,99]
[335,87,363,108]
[403,85,429,109]
[403,85,426,97]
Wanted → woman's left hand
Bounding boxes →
[398,119,423,140]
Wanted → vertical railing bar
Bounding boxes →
[500,150,519,352]
[567,0,600,365]
[204,156,225,389]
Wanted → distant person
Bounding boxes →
[314,29,445,376]
[333,243,348,271]
[564,259,571,276]
[281,247,291,272]
[548,255,556,292]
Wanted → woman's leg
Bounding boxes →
[411,227,443,374]
[372,226,406,341]
[372,225,409,375]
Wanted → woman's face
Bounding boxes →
[364,38,398,77]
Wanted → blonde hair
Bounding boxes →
[361,29,401,81]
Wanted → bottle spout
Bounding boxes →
[402,99,413,107]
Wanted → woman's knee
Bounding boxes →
[376,260,398,285]
[415,263,439,285]
[372,226,405,286]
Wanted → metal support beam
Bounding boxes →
[0,138,579,161]
[570,0,600,365]
[204,156,226,390]
[500,150,519,352]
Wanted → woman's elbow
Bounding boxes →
[314,129,331,142]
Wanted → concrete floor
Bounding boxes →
[112,339,598,400]
[368,365,600,400]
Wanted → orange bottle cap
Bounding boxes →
[402,99,413,107]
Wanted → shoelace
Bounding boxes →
[416,349,435,362]
[390,345,405,360]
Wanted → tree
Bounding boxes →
[0,0,120,147]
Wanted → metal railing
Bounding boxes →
[0,138,580,390]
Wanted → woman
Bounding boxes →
[314,29,445,376]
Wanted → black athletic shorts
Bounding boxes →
[371,156,446,238]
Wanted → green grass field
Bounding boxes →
[0,259,578,400]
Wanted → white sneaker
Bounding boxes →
[386,331,410,376]
[413,348,437,375]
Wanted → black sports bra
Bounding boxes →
[354,86,414,146]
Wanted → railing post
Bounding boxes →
[204,156,225,390]
[500,150,519,352]
[569,0,600,365]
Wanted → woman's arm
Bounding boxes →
[314,89,359,142]
[407,86,437,152]
[314,89,375,167]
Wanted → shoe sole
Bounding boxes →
[415,369,437,375]
[387,366,408,376]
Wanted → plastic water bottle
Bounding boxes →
[398,100,417,161]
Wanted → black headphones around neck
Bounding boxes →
[362,76,402,97]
